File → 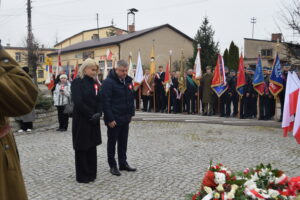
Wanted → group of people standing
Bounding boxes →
[138,64,293,121]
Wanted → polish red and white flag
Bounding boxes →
[282,71,300,138]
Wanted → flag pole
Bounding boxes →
[197,44,201,114]
[274,39,280,121]
[168,50,172,113]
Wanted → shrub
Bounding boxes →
[35,95,53,111]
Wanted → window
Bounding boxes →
[261,49,273,57]
[83,51,94,60]
[99,60,112,70]
[38,70,44,78]
[15,52,21,62]
[39,54,45,63]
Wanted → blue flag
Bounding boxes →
[253,55,265,95]
[269,54,283,96]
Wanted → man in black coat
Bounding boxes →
[154,66,166,112]
[101,60,136,176]
[227,69,238,117]
[185,69,197,114]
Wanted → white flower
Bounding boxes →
[214,172,226,185]
[231,184,239,192]
[216,184,224,192]
[251,173,259,181]
[213,192,220,199]
[227,192,235,199]
[204,186,213,194]
[244,180,257,190]
[268,189,280,198]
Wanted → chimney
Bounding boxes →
[6,43,10,47]
[271,33,282,42]
[128,25,135,33]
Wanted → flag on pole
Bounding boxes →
[55,49,62,78]
[269,54,283,96]
[106,49,113,60]
[178,50,186,94]
[45,57,54,90]
[236,54,246,97]
[211,54,228,97]
[73,61,78,79]
[103,58,108,80]
[293,86,300,144]
[45,57,51,84]
[128,53,134,78]
[164,60,171,93]
[194,47,202,79]
[134,51,144,89]
[282,71,300,137]
[253,55,265,95]
[150,46,156,75]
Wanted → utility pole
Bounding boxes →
[96,13,100,39]
[27,0,37,84]
[251,17,256,39]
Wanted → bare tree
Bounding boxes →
[281,0,300,61]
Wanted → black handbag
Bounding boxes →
[64,97,73,116]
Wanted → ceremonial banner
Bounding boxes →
[194,47,202,80]
[128,54,134,78]
[211,54,228,97]
[236,54,246,97]
[253,55,265,95]
[134,51,144,89]
[269,54,283,96]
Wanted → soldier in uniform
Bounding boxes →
[240,67,253,119]
[259,67,271,120]
[201,66,214,116]
[0,45,38,200]
[185,69,197,114]
[220,66,230,117]
[170,71,180,113]
[227,69,238,117]
[141,69,154,112]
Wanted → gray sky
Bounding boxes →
[0,0,296,53]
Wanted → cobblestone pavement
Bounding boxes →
[15,114,299,200]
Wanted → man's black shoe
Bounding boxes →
[119,164,137,172]
[110,168,121,176]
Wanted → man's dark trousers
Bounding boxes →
[107,123,129,168]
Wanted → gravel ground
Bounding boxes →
[15,120,300,200]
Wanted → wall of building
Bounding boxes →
[49,45,119,71]
[120,27,193,70]
[55,27,126,49]
[4,47,55,83]
[244,39,287,68]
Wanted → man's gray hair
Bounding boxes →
[117,60,129,68]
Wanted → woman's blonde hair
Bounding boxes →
[78,58,99,79]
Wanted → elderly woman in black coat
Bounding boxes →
[71,58,102,183]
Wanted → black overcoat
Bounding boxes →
[71,76,102,150]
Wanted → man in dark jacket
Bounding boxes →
[101,60,136,176]
[185,69,197,114]
[227,69,238,117]
[154,66,166,112]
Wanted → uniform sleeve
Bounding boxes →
[0,49,38,117]
[100,80,115,122]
